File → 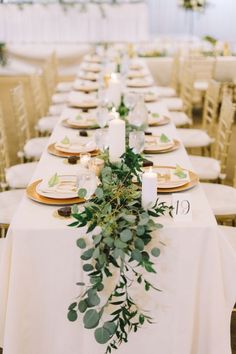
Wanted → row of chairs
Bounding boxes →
[0,53,76,237]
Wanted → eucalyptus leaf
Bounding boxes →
[81,248,94,260]
[83,264,94,272]
[83,309,100,329]
[104,321,117,335]
[67,310,78,322]
[120,229,132,242]
[114,239,127,249]
[151,247,161,257]
[76,238,86,249]
[94,326,111,344]
[131,249,142,263]
[160,133,170,143]
[78,300,87,313]
[78,188,87,198]
[135,238,144,251]
[95,187,104,199]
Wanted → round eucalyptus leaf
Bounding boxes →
[87,292,100,307]
[83,309,100,329]
[83,263,94,272]
[78,300,87,313]
[78,188,87,198]
[95,187,104,199]
[114,239,127,249]
[104,321,117,335]
[137,225,145,236]
[151,247,161,257]
[120,229,132,242]
[67,310,78,322]
[94,326,111,344]
[131,249,142,263]
[103,237,114,247]
[96,282,104,292]
[93,233,102,245]
[93,247,100,259]
[135,238,144,251]
[77,238,86,249]
[81,248,94,261]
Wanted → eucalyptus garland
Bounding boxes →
[68,149,171,352]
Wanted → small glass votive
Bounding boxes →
[79,152,91,168]
[88,158,104,176]
[94,129,108,151]
[129,131,145,154]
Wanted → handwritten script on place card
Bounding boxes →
[172,193,192,222]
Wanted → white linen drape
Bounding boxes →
[148,0,236,44]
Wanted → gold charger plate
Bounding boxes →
[26,180,84,206]
[47,143,100,158]
[144,139,181,154]
[73,85,98,93]
[62,119,99,130]
[127,80,153,88]
[143,165,199,193]
[68,101,98,109]
[149,116,170,126]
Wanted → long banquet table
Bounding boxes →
[0,59,236,354]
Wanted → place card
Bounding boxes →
[172,193,192,222]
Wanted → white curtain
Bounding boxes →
[148,0,236,43]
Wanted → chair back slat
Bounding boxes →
[11,85,30,155]
[0,103,10,186]
[202,80,221,137]
[213,95,235,175]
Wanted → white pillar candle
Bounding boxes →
[107,73,122,108]
[108,117,126,163]
[142,168,158,210]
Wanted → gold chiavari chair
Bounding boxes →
[177,80,221,154]
[0,102,37,190]
[31,74,60,136]
[11,84,49,162]
[0,104,26,237]
[190,94,235,182]
[166,69,193,127]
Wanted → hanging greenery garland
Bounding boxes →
[178,0,208,11]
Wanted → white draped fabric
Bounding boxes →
[0,61,236,353]
[148,0,236,44]
[0,3,149,43]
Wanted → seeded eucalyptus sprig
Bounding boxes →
[67,149,171,352]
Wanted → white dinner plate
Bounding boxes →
[36,175,78,199]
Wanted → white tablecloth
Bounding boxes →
[0,3,149,43]
[0,63,236,354]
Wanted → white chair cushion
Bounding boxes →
[202,183,236,216]
[159,97,183,111]
[194,80,208,91]
[0,189,24,224]
[169,111,192,127]
[56,81,73,93]
[219,226,236,252]
[24,137,49,160]
[37,116,59,133]
[156,86,176,98]
[5,161,38,189]
[177,128,213,148]
[48,104,66,116]
[189,155,221,180]
[51,93,68,104]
